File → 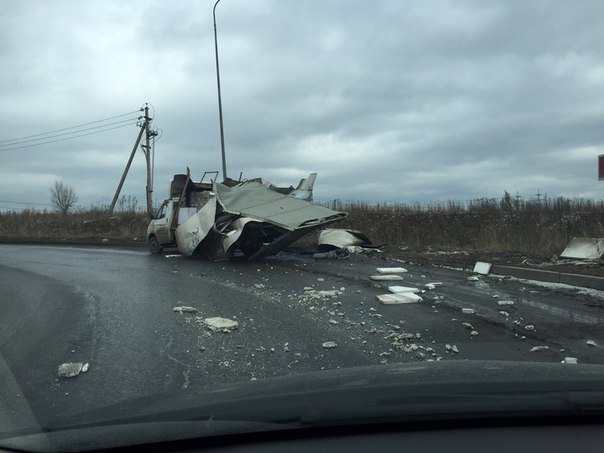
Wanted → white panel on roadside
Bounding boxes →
[473,262,492,275]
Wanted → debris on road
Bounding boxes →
[388,286,421,294]
[473,262,492,275]
[586,340,598,347]
[560,237,604,261]
[318,229,376,251]
[173,306,198,314]
[377,293,422,304]
[370,275,405,281]
[530,346,549,352]
[322,341,338,349]
[462,308,475,314]
[58,362,85,378]
[376,267,408,274]
[203,317,239,332]
[445,344,459,353]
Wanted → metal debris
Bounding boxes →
[204,317,239,332]
[322,341,338,349]
[58,362,84,378]
[173,306,198,313]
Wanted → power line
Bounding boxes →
[0,122,138,153]
[0,110,142,144]
[0,199,51,206]
[0,118,138,148]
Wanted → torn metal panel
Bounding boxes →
[173,177,346,261]
[318,229,373,250]
[215,181,344,230]
[175,197,217,256]
[560,237,604,260]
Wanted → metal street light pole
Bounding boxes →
[213,0,228,181]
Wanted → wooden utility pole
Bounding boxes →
[109,104,157,217]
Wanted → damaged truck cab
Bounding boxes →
[147,171,347,261]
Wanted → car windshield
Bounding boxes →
[1,0,604,451]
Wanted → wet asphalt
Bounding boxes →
[1,244,604,430]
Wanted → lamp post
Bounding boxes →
[213,0,228,181]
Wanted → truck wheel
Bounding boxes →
[148,236,163,254]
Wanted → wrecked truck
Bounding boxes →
[147,171,347,261]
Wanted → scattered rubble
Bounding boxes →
[445,344,459,353]
[58,362,86,378]
[203,317,239,332]
[530,346,549,352]
[173,306,198,314]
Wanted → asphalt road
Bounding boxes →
[1,244,604,431]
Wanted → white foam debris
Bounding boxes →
[462,308,475,314]
[376,267,408,274]
[445,344,459,353]
[467,276,480,281]
[173,306,198,313]
[322,341,338,349]
[473,262,492,275]
[498,300,515,306]
[562,357,578,364]
[370,275,405,281]
[377,293,422,304]
[388,286,421,294]
[204,317,239,332]
[530,346,549,352]
[58,362,84,378]
[586,340,597,347]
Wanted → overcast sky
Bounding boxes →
[1,0,604,211]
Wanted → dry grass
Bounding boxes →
[2,194,603,257]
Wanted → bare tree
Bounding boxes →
[50,180,78,215]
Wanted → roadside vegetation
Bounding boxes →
[1,192,603,257]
